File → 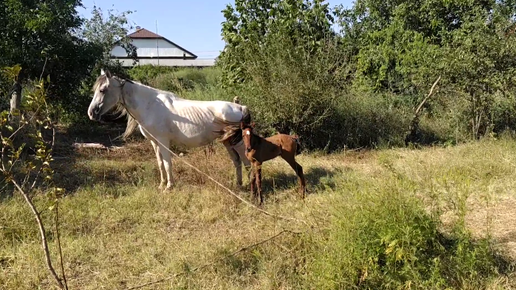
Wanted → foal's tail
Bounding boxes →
[292,135,302,156]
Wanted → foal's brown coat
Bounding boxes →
[241,122,306,205]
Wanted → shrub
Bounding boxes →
[128,64,176,85]
[308,178,505,289]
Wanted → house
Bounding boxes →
[110,27,215,67]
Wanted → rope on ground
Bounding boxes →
[124,230,301,290]
[142,128,309,227]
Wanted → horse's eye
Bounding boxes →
[100,88,107,93]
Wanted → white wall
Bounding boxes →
[115,58,215,67]
[111,38,195,58]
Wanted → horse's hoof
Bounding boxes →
[162,184,173,193]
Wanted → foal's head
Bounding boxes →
[241,121,256,154]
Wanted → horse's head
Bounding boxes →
[241,121,255,154]
[87,69,124,121]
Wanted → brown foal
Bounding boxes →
[241,122,306,205]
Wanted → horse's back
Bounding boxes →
[208,101,248,124]
[172,99,247,124]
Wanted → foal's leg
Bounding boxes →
[150,140,166,189]
[250,164,257,198]
[255,163,264,205]
[223,143,243,186]
[283,154,307,198]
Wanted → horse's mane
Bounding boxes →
[93,74,138,140]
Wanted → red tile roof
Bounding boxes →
[128,28,163,39]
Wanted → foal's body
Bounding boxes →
[242,123,306,205]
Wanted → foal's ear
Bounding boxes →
[240,121,245,129]
[251,122,256,128]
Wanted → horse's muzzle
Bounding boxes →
[88,104,103,121]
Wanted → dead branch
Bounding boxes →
[55,199,68,290]
[125,230,302,290]
[72,142,124,150]
[414,76,441,117]
[405,76,441,145]
[11,179,65,289]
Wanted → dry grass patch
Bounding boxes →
[1,138,516,289]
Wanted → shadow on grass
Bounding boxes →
[255,166,345,202]
[0,120,154,200]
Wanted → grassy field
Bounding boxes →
[1,125,516,289]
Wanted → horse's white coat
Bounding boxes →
[87,70,250,190]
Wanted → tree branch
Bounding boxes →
[11,179,65,289]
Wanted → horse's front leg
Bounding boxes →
[223,143,243,186]
[150,140,166,189]
[156,138,174,191]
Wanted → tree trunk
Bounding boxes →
[10,81,22,114]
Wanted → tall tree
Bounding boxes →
[336,0,516,138]
[218,0,336,88]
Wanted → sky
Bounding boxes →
[77,0,354,59]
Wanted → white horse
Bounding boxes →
[87,69,251,191]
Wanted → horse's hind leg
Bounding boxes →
[223,143,243,186]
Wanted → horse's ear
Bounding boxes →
[101,69,112,78]
[251,122,256,128]
[240,121,245,129]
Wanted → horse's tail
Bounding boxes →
[293,135,302,156]
[217,102,251,146]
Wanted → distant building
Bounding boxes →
[110,27,215,67]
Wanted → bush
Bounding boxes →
[307,178,505,289]
[231,36,350,150]
[128,64,176,85]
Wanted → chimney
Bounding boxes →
[136,26,141,30]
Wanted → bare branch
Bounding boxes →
[11,179,65,289]
[414,76,441,117]
[55,199,68,290]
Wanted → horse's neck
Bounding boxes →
[122,82,162,120]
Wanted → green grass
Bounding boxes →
[1,136,516,289]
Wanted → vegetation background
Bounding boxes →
[1,0,516,289]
